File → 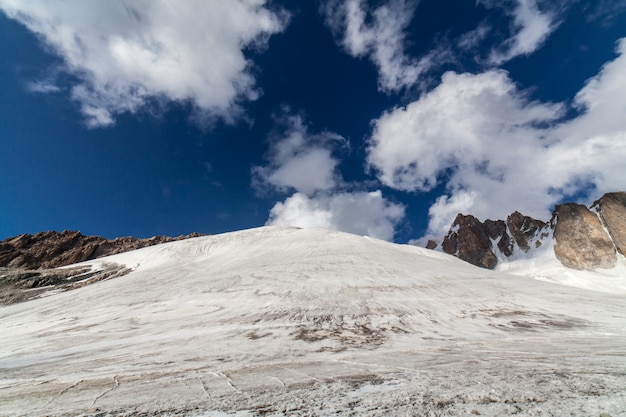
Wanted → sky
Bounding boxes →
[1,0,625,244]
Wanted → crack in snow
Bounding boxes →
[39,379,83,409]
[91,375,119,406]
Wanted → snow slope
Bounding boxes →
[1,226,625,416]
[495,234,626,294]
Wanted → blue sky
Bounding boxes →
[1,0,625,243]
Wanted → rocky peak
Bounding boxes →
[440,212,549,270]
[442,214,498,269]
[434,191,626,272]
[506,211,547,252]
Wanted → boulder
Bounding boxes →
[552,203,616,270]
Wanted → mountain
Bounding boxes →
[1,226,625,416]
[434,192,626,274]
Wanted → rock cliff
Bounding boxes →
[551,203,616,270]
[434,191,626,271]
[592,192,626,256]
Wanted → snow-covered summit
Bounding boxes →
[1,226,625,416]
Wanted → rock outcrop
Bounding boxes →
[0,230,202,269]
[435,191,625,271]
[442,214,498,269]
[551,203,616,270]
[592,192,626,256]
[506,211,548,252]
[441,212,548,270]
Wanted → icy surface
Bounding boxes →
[1,226,625,416]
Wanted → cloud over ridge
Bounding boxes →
[255,112,405,241]
[267,191,405,242]
[367,38,626,238]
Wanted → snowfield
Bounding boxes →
[1,226,625,416]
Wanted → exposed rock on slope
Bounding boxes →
[441,211,548,269]
[0,230,202,269]
[552,203,616,270]
[436,192,625,271]
[0,264,130,306]
[507,211,548,252]
[593,192,626,255]
[441,214,498,269]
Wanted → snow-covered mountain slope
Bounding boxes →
[496,234,626,294]
[1,227,625,416]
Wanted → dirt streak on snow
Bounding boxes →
[1,226,625,416]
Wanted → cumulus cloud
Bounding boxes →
[367,38,626,238]
[266,191,405,241]
[256,112,405,241]
[483,0,558,64]
[368,70,564,192]
[322,0,431,92]
[426,191,479,239]
[252,114,346,195]
[0,0,287,127]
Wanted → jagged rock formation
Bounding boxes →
[436,191,626,271]
[0,230,202,269]
[551,203,616,270]
[507,211,548,252]
[441,211,548,270]
[442,215,498,269]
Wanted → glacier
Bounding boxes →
[1,226,625,416]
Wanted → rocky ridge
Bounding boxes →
[0,230,202,270]
[435,192,626,271]
[0,230,203,305]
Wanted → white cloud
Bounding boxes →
[586,0,626,25]
[0,0,287,127]
[457,21,492,51]
[367,38,626,237]
[485,0,558,64]
[427,191,478,239]
[266,191,405,241]
[257,112,405,241]
[26,81,60,94]
[321,0,562,92]
[252,114,345,195]
[323,0,428,92]
[367,69,564,192]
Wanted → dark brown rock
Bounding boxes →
[552,203,616,270]
[506,211,547,252]
[434,192,624,271]
[592,191,626,256]
[425,240,438,250]
[484,219,513,257]
[442,214,498,269]
[0,230,203,269]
